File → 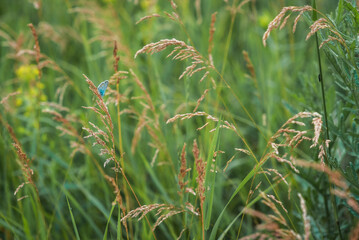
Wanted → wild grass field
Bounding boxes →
[1,0,359,239]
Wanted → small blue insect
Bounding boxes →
[97,80,109,97]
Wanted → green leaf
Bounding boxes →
[335,0,344,23]
[344,1,359,25]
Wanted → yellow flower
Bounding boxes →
[16,64,39,82]
[29,87,38,97]
[259,11,272,29]
[36,82,45,90]
[40,94,47,102]
[16,98,23,107]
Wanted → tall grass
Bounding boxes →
[1,0,358,239]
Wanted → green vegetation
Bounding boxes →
[1,0,358,239]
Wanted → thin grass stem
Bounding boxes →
[312,1,342,239]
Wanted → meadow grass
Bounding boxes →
[1,0,358,239]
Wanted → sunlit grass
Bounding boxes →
[1,0,358,239]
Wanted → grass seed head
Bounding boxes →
[263,6,313,46]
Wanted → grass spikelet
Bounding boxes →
[241,192,308,239]
[153,209,185,230]
[136,14,161,25]
[0,91,20,111]
[166,111,209,123]
[260,192,288,227]
[163,11,177,21]
[178,143,191,196]
[135,38,213,82]
[268,112,323,173]
[271,153,300,173]
[83,74,115,145]
[223,155,235,172]
[0,116,41,203]
[82,75,132,186]
[295,160,347,189]
[242,206,302,239]
[83,125,107,147]
[197,122,209,131]
[109,71,129,84]
[121,203,192,232]
[305,18,329,40]
[12,143,37,194]
[27,23,41,79]
[185,202,199,215]
[104,175,128,232]
[170,0,177,10]
[263,6,313,46]
[135,39,187,58]
[298,193,310,240]
[14,182,26,196]
[248,181,262,198]
[242,51,258,90]
[332,189,359,214]
[234,148,251,155]
[350,221,359,240]
[199,71,210,83]
[266,194,288,214]
[89,121,110,142]
[150,148,160,167]
[263,5,348,53]
[243,208,271,222]
[292,9,308,32]
[209,120,236,133]
[268,168,288,185]
[193,139,206,239]
[193,89,209,112]
[318,144,326,166]
[319,35,345,48]
[177,228,186,240]
[121,204,167,223]
[185,187,196,196]
[208,12,217,66]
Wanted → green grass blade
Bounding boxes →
[66,196,81,240]
[209,160,265,240]
[204,119,221,230]
[218,182,279,240]
[0,214,25,238]
[117,204,122,240]
[102,203,116,240]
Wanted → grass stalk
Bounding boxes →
[312,1,342,239]
[113,41,131,239]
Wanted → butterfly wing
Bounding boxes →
[97,80,109,97]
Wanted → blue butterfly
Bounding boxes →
[97,80,109,97]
